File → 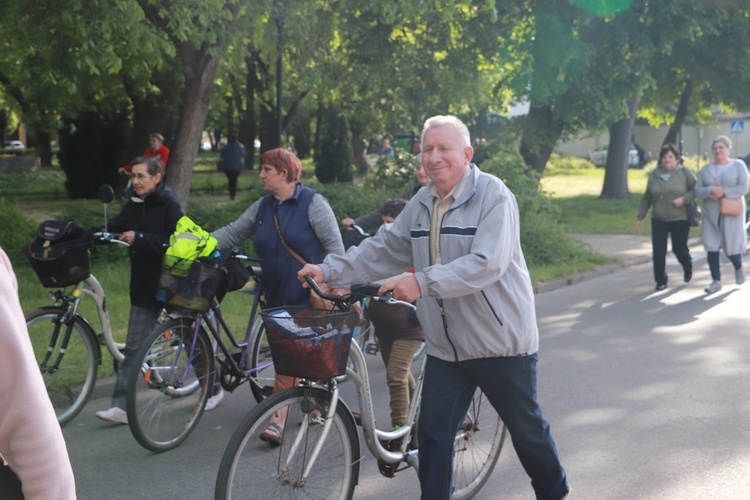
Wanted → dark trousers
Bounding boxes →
[651,218,691,286]
[707,252,742,281]
[418,354,569,500]
[112,305,163,409]
[225,170,240,199]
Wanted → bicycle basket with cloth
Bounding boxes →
[156,258,225,313]
[23,220,90,287]
[156,216,228,312]
[260,306,358,380]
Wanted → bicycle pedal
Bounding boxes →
[377,460,397,478]
[364,343,379,355]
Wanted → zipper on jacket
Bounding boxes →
[437,298,459,362]
[481,291,504,326]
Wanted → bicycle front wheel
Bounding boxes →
[126,317,214,452]
[25,308,100,426]
[216,386,360,499]
[451,387,506,500]
[248,319,275,402]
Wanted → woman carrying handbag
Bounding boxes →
[636,144,696,291]
[695,135,750,294]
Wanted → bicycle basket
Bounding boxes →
[23,236,90,288]
[156,259,224,312]
[260,306,358,380]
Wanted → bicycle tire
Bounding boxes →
[215,386,360,499]
[450,387,506,500]
[126,317,214,452]
[25,308,100,426]
[248,319,276,402]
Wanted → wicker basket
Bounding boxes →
[260,306,358,380]
[156,259,224,312]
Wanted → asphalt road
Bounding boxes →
[64,250,750,499]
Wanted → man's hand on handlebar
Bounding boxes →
[298,264,325,287]
[379,274,421,303]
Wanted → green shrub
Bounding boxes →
[58,111,130,199]
[361,151,416,192]
[0,199,37,265]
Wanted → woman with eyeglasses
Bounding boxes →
[95,156,184,424]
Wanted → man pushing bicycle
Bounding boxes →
[300,115,570,500]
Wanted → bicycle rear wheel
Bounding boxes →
[450,387,506,499]
[25,308,100,426]
[215,386,360,499]
[126,317,214,452]
[249,319,276,402]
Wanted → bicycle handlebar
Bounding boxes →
[348,224,368,237]
[304,275,416,311]
[91,232,128,247]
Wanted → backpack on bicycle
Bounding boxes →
[23,220,90,287]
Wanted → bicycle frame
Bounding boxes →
[168,277,273,393]
[75,274,125,363]
[345,336,423,468]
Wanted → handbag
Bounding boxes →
[720,197,743,216]
[273,214,334,310]
[686,203,701,227]
[679,168,701,227]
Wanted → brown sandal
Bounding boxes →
[259,422,283,446]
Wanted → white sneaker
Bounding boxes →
[205,389,224,411]
[705,280,722,294]
[95,407,128,424]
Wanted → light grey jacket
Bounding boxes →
[322,164,539,362]
[695,159,749,255]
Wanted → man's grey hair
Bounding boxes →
[421,115,471,149]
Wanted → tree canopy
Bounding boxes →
[2,0,750,203]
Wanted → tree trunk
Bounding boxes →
[600,93,639,200]
[663,79,693,148]
[519,102,564,175]
[32,125,52,166]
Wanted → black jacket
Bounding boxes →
[108,184,183,307]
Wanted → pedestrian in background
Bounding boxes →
[636,143,696,291]
[695,135,749,294]
[299,115,569,500]
[0,246,77,499]
[219,134,247,201]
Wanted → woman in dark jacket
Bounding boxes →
[95,156,183,424]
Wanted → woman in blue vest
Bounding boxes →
[212,147,344,443]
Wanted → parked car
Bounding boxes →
[4,140,25,150]
[588,144,640,168]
